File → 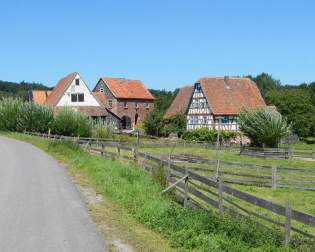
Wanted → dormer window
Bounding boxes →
[75,79,80,86]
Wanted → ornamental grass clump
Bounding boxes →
[0,97,24,131]
[16,103,54,133]
[91,119,116,139]
[52,108,91,137]
[238,107,290,148]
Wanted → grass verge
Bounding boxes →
[4,132,314,251]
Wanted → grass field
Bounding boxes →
[4,132,314,251]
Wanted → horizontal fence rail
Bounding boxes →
[25,131,315,244]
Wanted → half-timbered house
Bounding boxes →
[165,77,266,131]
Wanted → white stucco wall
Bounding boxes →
[56,74,99,107]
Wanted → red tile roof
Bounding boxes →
[92,92,107,107]
[165,77,266,118]
[45,72,78,106]
[164,86,193,118]
[100,77,154,100]
[199,77,266,115]
[32,90,52,105]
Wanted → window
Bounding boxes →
[100,88,104,93]
[124,101,128,109]
[71,93,84,102]
[75,79,80,86]
[108,99,112,108]
[203,116,208,124]
[71,93,77,102]
[145,103,150,109]
[78,93,84,102]
[135,102,139,108]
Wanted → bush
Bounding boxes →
[52,108,91,137]
[143,109,164,136]
[238,107,290,148]
[161,113,186,137]
[16,103,54,133]
[91,120,115,139]
[182,128,237,142]
[0,97,23,131]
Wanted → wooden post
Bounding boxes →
[143,153,147,172]
[288,148,293,165]
[215,159,220,180]
[101,143,105,157]
[166,154,171,182]
[133,148,138,163]
[218,178,224,214]
[136,130,140,146]
[88,141,91,152]
[117,146,121,158]
[272,165,277,189]
[285,204,292,246]
[312,148,315,160]
[184,166,189,208]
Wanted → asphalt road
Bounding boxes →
[0,136,105,252]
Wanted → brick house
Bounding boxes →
[92,77,155,129]
[165,76,266,131]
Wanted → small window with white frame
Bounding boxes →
[135,102,139,108]
[100,88,104,93]
[75,79,80,86]
[123,101,128,109]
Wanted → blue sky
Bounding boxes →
[0,0,314,90]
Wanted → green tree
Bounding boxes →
[143,109,164,136]
[247,73,281,98]
[266,89,315,137]
[161,113,186,137]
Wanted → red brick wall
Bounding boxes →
[115,99,154,126]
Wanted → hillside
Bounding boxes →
[0,80,51,100]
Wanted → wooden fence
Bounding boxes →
[240,145,315,160]
[24,131,315,244]
[169,154,315,191]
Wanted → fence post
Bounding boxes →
[215,159,220,180]
[312,148,315,160]
[143,153,147,172]
[272,165,277,189]
[88,141,91,152]
[288,148,293,165]
[184,166,189,208]
[166,154,171,182]
[101,143,105,157]
[117,146,121,158]
[133,148,138,163]
[284,204,292,246]
[218,178,224,214]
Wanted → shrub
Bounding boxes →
[238,107,290,147]
[16,103,54,133]
[143,109,164,136]
[91,120,115,139]
[182,128,237,142]
[52,108,91,137]
[161,113,186,137]
[0,97,23,131]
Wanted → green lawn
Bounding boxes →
[3,132,313,251]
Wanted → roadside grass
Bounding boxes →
[4,133,314,251]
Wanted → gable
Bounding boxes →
[186,83,212,115]
[94,79,115,99]
[56,73,100,107]
[164,86,193,118]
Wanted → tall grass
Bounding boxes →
[91,119,115,139]
[16,103,54,133]
[239,108,290,147]
[52,107,91,137]
[46,140,311,251]
[0,97,23,131]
